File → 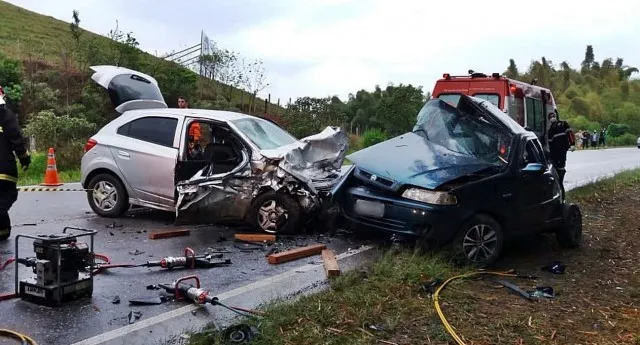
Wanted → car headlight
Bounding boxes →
[402,188,457,205]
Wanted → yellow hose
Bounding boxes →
[432,271,518,345]
[0,328,39,345]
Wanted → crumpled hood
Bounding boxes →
[259,126,349,193]
[347,132,497,191]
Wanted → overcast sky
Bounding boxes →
[7,0,640,102]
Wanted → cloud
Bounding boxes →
[6,0,640,102]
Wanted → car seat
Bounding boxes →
[203,142,238,174]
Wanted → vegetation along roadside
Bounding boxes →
[186,169,640,345]
[16,151,80,186]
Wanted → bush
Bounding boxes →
[348,134,363,152]
[362,128,387,148]
[607,133,637,147]
[24,110,96,169]
[607,123,631,138]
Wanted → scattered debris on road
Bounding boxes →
[127,310,142,324]
[267,243,327,264]
[234,233,276,243]
[148,228,191,240]
[128,249,145,256]
[542,260,566,274]
[321,249,340,278]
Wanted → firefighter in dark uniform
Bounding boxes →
[547,111,575,196]
[0,92,30,241]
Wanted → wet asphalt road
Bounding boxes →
[0,191,369,345]
[1,147,640,344]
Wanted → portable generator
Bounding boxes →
[14,227,97,307]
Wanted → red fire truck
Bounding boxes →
[431,71,558,149]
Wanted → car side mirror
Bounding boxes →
[521,162,545,175]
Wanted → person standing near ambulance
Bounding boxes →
[547,111,575,196]
[0,87,30,241]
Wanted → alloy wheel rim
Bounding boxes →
[257,200,288,233]
[92,181,118,212]
[462,224,498,264]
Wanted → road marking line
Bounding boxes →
[71,244,375,345]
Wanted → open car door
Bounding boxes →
[174,119,253,223]
[89,65,167,113]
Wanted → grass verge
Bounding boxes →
[16,152,81,186]
[187,169,640,345]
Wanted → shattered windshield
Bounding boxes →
[413,97,513,166]
[232,117,298,150]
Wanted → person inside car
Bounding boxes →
[179,97,204,160]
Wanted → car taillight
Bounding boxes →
[84,138,97,152]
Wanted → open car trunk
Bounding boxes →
[90,65,168,113]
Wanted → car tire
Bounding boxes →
[248,191,301,234]
[452,214,504,268]
[86,173,129,218]
[555,203,582,248]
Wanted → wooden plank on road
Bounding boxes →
[267,244,327,265]
[148,229,190,240]
[321,249,340,278]
[234,233,276,243]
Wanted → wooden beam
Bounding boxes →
[234,233,276,243]
[321,249,340,278]
[148,229,190,240]
[267,244,327,265]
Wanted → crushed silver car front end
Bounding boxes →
[174,126,348,222]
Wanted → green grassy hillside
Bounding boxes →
[0,0,283,114]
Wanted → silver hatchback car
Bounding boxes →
[81,65,348,234]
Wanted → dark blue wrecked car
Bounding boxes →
[332,94,583,267]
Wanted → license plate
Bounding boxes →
[354,199,385,218]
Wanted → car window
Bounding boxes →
[117,116,178,147]
[437,94,462,107]
[107,74,165,108]
[525,97,545,132]
[414,98,514,167]
[522,139,546,167]
[232,117,298,150]
[471,93,500,108]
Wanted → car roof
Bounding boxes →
[122,108,259,122]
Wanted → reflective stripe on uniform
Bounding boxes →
[0,174,18,183]
[0,126,3,133]
[0,229,9,236]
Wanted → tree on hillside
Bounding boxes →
[505,59,519,79]
[241,58,269,113]
[214,49,243,101]
[70,10,82,47]
[581,45,595,74]
[507,45,640,146]
[374,83,425,136]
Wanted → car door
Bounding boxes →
[174,119,252,219]
[111,114,181,209]
[530,138,560,220]
[513,138,551,231]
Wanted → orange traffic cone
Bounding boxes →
[40,147,63,186]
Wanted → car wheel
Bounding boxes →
[453,214,504,267]
[556,203,582,248]
[87,173,129,218]
[248,191,301,234]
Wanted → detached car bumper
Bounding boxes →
[341,186,472,245]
